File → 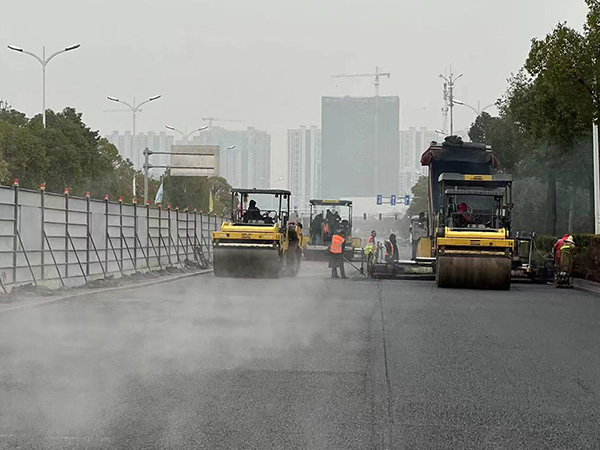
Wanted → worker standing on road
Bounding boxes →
[364,230,377,270]
[329,231,347,279]
[555,235,576,288]
[385,234,399,262]
[554,234,570,264]
[366,230,377,245]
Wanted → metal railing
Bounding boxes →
[0,181,222,292]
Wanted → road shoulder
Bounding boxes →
[0,269,212,314]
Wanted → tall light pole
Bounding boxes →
[439,71,463,135]
[107,95,161,167]
[8,43,81,128]
[165,124,208,141]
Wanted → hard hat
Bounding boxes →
[565,236,575,244]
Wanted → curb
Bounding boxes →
[0,269,212,315]
[572,278,600,296]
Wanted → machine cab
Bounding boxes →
[228,188,292,229]
[438,173,513,233]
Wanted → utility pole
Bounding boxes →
[440,69,463,135]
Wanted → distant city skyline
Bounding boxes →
[287,126,321,209]
[106,130,175,173]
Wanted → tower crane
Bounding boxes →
[202,117,244,129]
[332,66,391,96]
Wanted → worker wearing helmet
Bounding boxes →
[456,202,474,227]
[329,231,347,279]
[555,235,576,288]
[553,233,570,264]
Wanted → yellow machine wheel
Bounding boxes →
[436,255,511,290]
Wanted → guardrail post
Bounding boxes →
[158,204,162,266]
[133,197,138,271]
[86,191,91,276]
[185,207,190,258]
[119,196,123,269]
[167,204,172,264]
[40,183,45,280]
[175,207,180,261]
[199,211,204,257]
[12,179,19,285]
[104,194,109,273]
[64,187,69,278]
[145,200,150,268]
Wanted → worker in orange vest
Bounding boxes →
[329,231,347,279]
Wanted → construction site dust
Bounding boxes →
[0,262,369,448]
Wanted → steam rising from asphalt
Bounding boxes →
[0,260,371,448]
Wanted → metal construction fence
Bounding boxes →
[0,181,223,292]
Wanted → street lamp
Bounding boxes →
[165,124,208,141]
[453,99,496,116]
[8,43,81,128]
[107,95,161,166]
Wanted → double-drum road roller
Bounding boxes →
[212,188,307,278]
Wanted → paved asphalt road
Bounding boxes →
[0,260,599,449]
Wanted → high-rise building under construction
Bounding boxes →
[321,96,399,198]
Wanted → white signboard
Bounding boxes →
[170,145,220,177]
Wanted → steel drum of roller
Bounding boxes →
[436,255,511,290]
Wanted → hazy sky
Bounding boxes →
[0,0,589,182]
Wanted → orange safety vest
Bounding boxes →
[330,234,344,254]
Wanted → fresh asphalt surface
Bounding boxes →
[0,259,599,449]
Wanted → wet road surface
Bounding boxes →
[0,261,599,449]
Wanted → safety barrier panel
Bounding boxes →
[0,181,222,292]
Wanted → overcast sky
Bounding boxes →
[0,0,589,181]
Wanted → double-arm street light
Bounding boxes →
[107,95,161,142]
[453,100,496,116]
[165,125,209,141]
[107,95,161,166]
[7,43,81,128]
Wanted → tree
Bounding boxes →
[406,176,428,217]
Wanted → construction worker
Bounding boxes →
[385,234,399,262]
[364,230,377,270]
[329,231,347,279]
[244,199,261,222]
[554,233,570,264]
[311,213,324,244]
[456,202,474,226]
[366,230,377,245]
[555,235,576,287]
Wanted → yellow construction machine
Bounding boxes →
[305,199,361,261]
[415,137,514,289]
[212,188,308,277]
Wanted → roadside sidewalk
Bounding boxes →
[573,278,600,296]
[0,269,212,314]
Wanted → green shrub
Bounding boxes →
[533,233,600,282]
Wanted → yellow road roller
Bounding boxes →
[212,188,308,277]
[419,137,514,290]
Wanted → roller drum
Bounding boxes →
[436,255,511,290]
[213,246,281,278]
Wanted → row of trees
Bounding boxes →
[0,105,231,215]
[406,0,600,235]
[467,0,600,234]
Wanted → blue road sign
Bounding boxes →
[390,194,397,206]
[376,195,383,205]
[405,194,411,206]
